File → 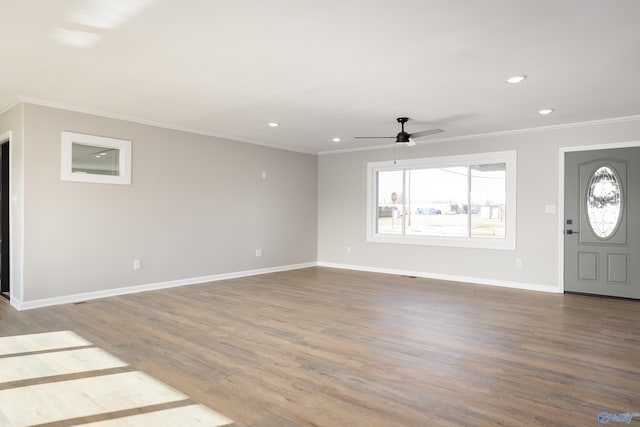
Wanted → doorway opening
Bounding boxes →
[0,138,9,300]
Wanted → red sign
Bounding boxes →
[391,192,398,203]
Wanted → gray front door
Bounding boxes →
[564,147,640,298]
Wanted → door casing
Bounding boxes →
[1,139,9,297]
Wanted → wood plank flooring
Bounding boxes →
[1,267,639,426]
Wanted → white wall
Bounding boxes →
[5,101,639,307]
[18,103,317,306]
[318,118,640,291]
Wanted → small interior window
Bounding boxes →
[61,132,131,185]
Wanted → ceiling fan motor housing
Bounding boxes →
[396,132,411,143]
[396,117,410,142]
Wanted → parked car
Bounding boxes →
[415,208,441,215]
[378,206,396,217]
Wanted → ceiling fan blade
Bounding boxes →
[409,128,444,139]
[354,136,395,139]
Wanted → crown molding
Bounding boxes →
[0,97,22,115]
[14,96,317,155]
[10,96,640,157]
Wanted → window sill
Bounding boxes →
[367,233,516,250]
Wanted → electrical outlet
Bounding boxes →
[261,171,267,180]
[346,246,352,254]
[133,259,141,270]
[255,249,262,257]
[515,258,522,268]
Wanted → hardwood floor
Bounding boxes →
[1,267,639,426]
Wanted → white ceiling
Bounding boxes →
[1,0,640,154]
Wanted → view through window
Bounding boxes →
[369,152,515,249]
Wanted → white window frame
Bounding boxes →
[61,131,132,185]
[367,150,517,250]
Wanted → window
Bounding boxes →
[61,131,132,185]
[367,151,516,250]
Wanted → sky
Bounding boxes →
[378,166,506,207]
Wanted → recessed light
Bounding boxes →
[268,122,280,127]
[538,108,554,115]
[332,137,342,142]
[506,75,527,84]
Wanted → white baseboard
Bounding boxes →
[12,262,317,311]
[11,261,561,311]
[9,296,23,311]
[317,261,563,294]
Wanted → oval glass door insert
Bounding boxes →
[586,166,622,239]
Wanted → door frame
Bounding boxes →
[558,140,640,292]
[0,131,11,301]
[0,138,8,298]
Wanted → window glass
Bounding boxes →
[72,143,120,176]
[470,163,506,238]
[405,167,468,237]
[377,170,403,235]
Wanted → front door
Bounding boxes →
[564,147,640,298]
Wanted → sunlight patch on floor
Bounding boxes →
[76,405,234,426]
[0,331,232,427]
[0,347,127,383]
[0,330,91,355]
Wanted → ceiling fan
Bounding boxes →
[355,117,443,147]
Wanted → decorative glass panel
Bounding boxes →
[586,166,622,239]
